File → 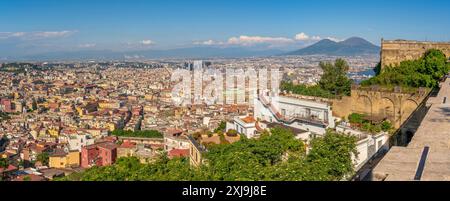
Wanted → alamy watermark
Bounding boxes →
[171,61,281,106]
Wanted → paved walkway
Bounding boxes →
[372,76,450,181]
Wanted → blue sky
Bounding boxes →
[1,0,449,56]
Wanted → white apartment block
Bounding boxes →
[254,93,335,137]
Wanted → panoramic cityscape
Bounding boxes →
[0,0,450,192]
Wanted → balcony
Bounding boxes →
[258,94,328,126]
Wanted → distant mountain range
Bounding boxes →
[17,47,285,61]
[10,37,379,61]
[285,37,380,56]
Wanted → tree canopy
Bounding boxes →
[280,82,336,99]
[59,128,358,181]
[0,158,9,168]
[281,58,352,98]
[318,58,353,96]
[213,121,226,133]
[111,129,163,138]
[347,113,392,133]
[362,49,450,88]
[36,152,49,166]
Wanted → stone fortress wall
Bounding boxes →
[381,39,450,68]
[332,86,429,129]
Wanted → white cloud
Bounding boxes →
[33,31,74,38]
[11,32,25,37]
[295,32,322,41]
[121,40,156,50]
[227,35,294,46]
[0,32,23,39]
[79,43,96,48]
[195,33,329,47]
[325,37,343,42]
[193,40,224,46]
[201,40,215,45]
[295,32,309,41]
[193,33,341,48]
[0,31,76,40]
[312,36,322,40]
[193,36,294,47]
[141,40,154,45]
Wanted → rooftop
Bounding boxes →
[383,39,450,45]
[168,149,189,158]
[266,122,308,134]
[240,116,256,124]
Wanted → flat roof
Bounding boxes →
[266,122,308,134]
[382,39,450,45]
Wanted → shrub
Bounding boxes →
[348,113,364,124]
[227,129,238,137]
[381,121,392,132]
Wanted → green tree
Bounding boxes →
[0,158,9,168]
[111,129,163,138]
[280,81,335,99]
[362,49,449,88]
[214,121,226,133]
[306,130,358,180]
[422,49,449,81]
[348,113,364,124]
[36,152,49,166]
[59,127,358,181]
[226,129,238,137]
[318,58,353,96]
[374,62,382,76]
[381,120,392,132]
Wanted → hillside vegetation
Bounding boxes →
[362,49,450,88]
[59,128,357,181]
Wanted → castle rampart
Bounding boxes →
[381,39,450,68]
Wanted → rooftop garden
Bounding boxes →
[192,122,240,147]
[111,129,163,138]
[347,113,393,134]
[280,81,336,99]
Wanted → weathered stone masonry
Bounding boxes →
[381,39,450,68]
